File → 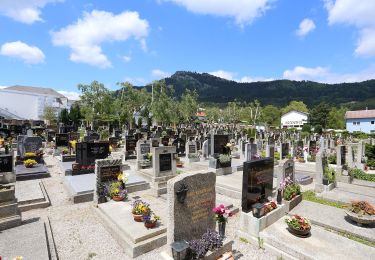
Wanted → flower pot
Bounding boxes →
[218,222,226,237]
[112,196,124,202]
[144,221,157,229]
[287,224,311,237]
[133,214,143,222]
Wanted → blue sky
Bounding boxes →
[0,0,374,99]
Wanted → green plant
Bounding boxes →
[285,215,311,231]
[302,190,347,209]
[350,168,375,182]
[260,150,266,158]
[283,183,301,201]
[274,151,280,160]
[367,159,375,168]
[218,154,231,164]
[286,154,292,159]
[324,166,336,183]
[131,200,150,215]
[327,153,337,164]
[108,181,127,199]
[307,154,316,162]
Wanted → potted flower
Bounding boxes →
[143,213,160,229]
[24,159,37,168]
[212,204,233,237]
[264,201,277,215]
[285,214,311,236]
[283,183,301,201]
[346,201,375,226]
[62,148,69,155]
[218,154,231,168]
[108,181,127,201]
[131,200,150,222]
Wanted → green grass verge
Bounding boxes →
[325,228,375,248]
[302,190,348,209]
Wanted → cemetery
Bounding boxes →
[1,2,375,259]
[1,116,375,260]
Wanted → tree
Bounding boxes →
[309,102,330,128]
[59,108,70,125]
[69,103,82,126]
[239,100,261,126]
[150,80,176,126]
[205,106,221,123]
[282,101,309,115]
[78,81,111,129]
[43,106,57,126]
[327,107,346,129]
[180,89,198,123]
[260,105,281,126]
[224,101,241,124]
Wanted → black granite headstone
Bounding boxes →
[241,158,274,213]
[0,155,13,173]
[159,153,172,172]
[56,133,69,147]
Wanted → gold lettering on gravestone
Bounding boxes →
[186,186,214,224]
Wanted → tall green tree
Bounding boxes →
[260,105,281,126]
[43,106,57,126]
[180,89,198,123]
[78,81,111,129]
[205,106,221,123]
[151,80,176,126]
[59,108,70,125]
[309,102,330,129]
[69,103,83,126]
[282,101,309,115]
[327,107,346,129]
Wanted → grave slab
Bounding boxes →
[0,219,50,260]
[290,200,375,242]
[259,218,375,260]
[15,179,50,211]
[96,200,167,258]
[15,164,49,180]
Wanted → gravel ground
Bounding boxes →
[21,154,277,260]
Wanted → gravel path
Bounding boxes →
[21,155,277,260]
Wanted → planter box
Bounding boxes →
[283,194,302,213]
[315,181,337,193]
[0,185,15,203]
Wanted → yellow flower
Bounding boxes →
[117,173,123,181]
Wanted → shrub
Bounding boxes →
[324,166,336,183]
[218,154,231,164]
[188,230,223,259]
[274,151,280,160]
[350,168,375,182]
[365,144,375,161]
[367,159,375,168]
[283,183,301,201]
[327,154,337,164]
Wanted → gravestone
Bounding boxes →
[309,141,317,154]
[125,137,137,159]
[47,130,56,142]
[211,134,229,156]
[16,135,25,156]
[93,158,122,204]
[242,158,274,213]
[68,132,79,141]
[55,133,69,147]
[167,171,216,244]
[23,136,42,154]
[281,143,289,159]
[152,146,177,195]
[172,138,186,157]
[278,159,295,189]
[295,141,304,158]
[246,143,257,161]
[0,154,13,173]
[76,142,110,166]
[265,144,274,159]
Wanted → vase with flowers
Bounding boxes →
[212,204,233,237]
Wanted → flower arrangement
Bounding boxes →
[108,181,127,201]
[146,153,152,160]
[24,152,36,157]
[278,176,293,191]
[62,148,69,155]
[188,229,223,259]
[24,159,37,168]
[69,140,77,150]
[264,201,277,214]
[218,154,231,164]
[212,204,232,223]
[143,212,160,228]
[131,200,151,216]
[117,172,128,184]
[285,215,311,232]
[348,201,375,216]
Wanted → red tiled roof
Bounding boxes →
[345,109,375,119]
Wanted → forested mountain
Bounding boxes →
[141,71,375,108]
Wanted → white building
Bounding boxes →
[281,110,308,129]
[345,109,375,134]
[0,85,69,120]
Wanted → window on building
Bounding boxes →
[357,121,360,125]
[372,121,374,125]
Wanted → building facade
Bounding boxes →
[345,109,375,134]
[0,85,69,120]
[281,110,308,129]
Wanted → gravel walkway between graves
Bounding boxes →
[20,155,277,260]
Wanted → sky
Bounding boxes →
[0,0,374,100]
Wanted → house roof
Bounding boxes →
[345,109,375,119]
[281,110,309,117]
[4,85,66,98]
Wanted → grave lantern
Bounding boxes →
[171,240,189,260]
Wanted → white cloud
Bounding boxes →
[51,10,149,68]
[296,18,316,37]
[210,70,274,82]
[151,69,171,78]
[162,0,273,27]
[209,70,235,80]
[0,41,45,64]
[0,0,63,24]
[325,0,375,57]
[124,77,148,85]
[57,91,80,100]
[123,55,131,62]
[283,65,375,83]
[283,66,329,81]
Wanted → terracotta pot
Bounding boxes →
[144,221,157,228]
[287,224,311,236]
[112,196,124,202]
[133,214,143,222]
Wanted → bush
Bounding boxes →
[367,159,375,167]
[283,183,301,201]
[365,144,375,161]
[352,132,368,140]
[274,151,280,160]
[350,168,375,182]
[307,155,316,162]
[324,166,336,183]
[314,125,323,134]
[301,124,311,133]
[327,154,337,164]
